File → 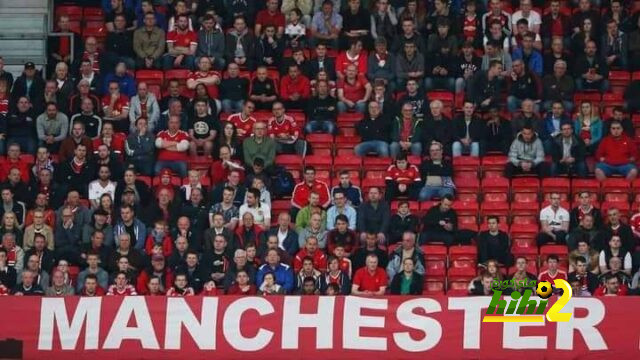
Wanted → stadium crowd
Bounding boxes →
[1,0,640,297]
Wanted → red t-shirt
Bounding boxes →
[280,75,311,100]
[188,70,220,98]
[294,249,328,272]
[385,164,421,185]
[336,51,368,75]
[352,267,388,292]
[92,133,126,156]
[167,29,198,48]
[595,135,638,166]
[338,75,369,102]
[256,10,285,29]
[550,17,564,37]
[0,94,9,116]
[463,15,478,40]
[630,213,640,234]
[227,113,257,139]
[538,269,567,284]
[156,130,190,162]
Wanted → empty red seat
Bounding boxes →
[56,5,83,21]
[454,176,480,193]
[451,200,478,217]
[480,201,509,218]
[512,177,540,193]
[601,178,631,194]
[449,245,477,259]
[573,92,602,103]
[448,266,476,277]
[481,155,508,173]
[363,157,392,171]
[83,7,105,21]
[420,245,447,261]
[333,155,362,171]
[481,176,509,193]
[608,71,631,93]
[276,154,303,169]
[453,157,480,174]
[135,70,164,86]
[539,244,568,256]
[164,69,190,82]
[572,178,600,196]
[425,260,446,277]
[423,280,445,295]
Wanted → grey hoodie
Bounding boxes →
[508,131,545,166]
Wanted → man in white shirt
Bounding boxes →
[511,0,541,34]
[239,188,271,228]
[88,165,117,209]
[537,192,570,246]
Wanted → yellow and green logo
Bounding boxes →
[483,279,573,323]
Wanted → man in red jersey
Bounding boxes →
[291,166,331,211]
[154,115,190,177]
[163,14,197,70]
[268,101,305,155]
[227,101,257,140]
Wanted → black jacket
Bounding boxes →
[468,70,501,106]
[56,160,96,198]
[422,205,458,233]
[477,230,512,266]
[356,200,390,234]
[390,272,424,295]
[11,74,45,111]
[356,115,391,142]
[420,116,453,150]
[389,213,420,245]
[307,57,336,80]
[550,134,587,163]
[306,95,337,122]
[573,54,608,79]
[451,115,485,142]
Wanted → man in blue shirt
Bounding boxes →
[256,248,294,293]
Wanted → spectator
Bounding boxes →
[452,101,483,157]
[125,117,155,175]
[417,141,455,201]
[219,62,249,114]
[291,166,331,212]
[367,38,395,88]
[320,256,351,295]
[542,60,575,113]
[227,269,257,295]
[594,272,628,296]
[49,267,79,294]
[537,193,570,246]
[262,212,299,257]
[210,171,246,208]
[132,12,165,69]
[385,153,421,201]
[469,271,495,296]
[188,99,219,157]
[550,122,588,178]
[357,187,390,245]
[101,80,130,133]
[195,14,225,70]
[574,101,603,155]
[420,195,461,246]
[568,255,599,296]
[390,102,423,158]
[164,14,198,70]
[1,233,24,274]
[601,19,628,70]
[424,42,456,92]
[11,63,44,115]
[239,188,271,228]
[242,122,276,168]
[48,15,82,75]
[569,238,599,273]
[483,21,511,53]
[268,102,305,156]
[293,236,327,273]
[389,257,424,295]
[599,235,632,276]
[310,0,342,48]
[481,0,512,35]
[76,251,109,292]
[305,80,337,135]
[386,231,425,279]
[392,17,425,54]
[507,59,542,113]
[257,24,284,68]
[154,115,190,176]
[541,1,570,48]
[255,0,286,37]
[331,171,362,207]
[594,119,638,181]
[280,64,311,111]
[227,101,257,141]
[75,60,102,97]
[512,31,543,76]
[354,101,390,157]
[388,201,420,245]
[129,82,160,132]
[256,248,294,293]
[159,79,190,112]
[327,214,358,257]
[6,97,36,155]
[225,16,257,71]
[605,107,634,138]
[12,269,44,296]
[337,64,372,114]
[574,40,609,92]
[351,254,387,296]
[506,124,546,178]
[477,216,512,266]
[295,193,327,233]
[36,102,68,153]
[455,41,482,94]
[511,99,542,136]
[70,97,102,140]
[506,256,537,295]
[56,143,95,198]
[105,14,135,71]
[352,232,388,271]
[468,60,503,110]
[326,190,356,231]
[54,206,83,264]
[570,192,603,232]
[249,66,278,111]
[395,41,424,89]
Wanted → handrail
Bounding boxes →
[47,32,75,66]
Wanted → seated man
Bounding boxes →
[291,167,331,213]
[219,62,249,114]
[36,102,68,153]
[385,153,421,201]
[550,122,588,178]
[188,99,219,157]
[418,142,455,201]
[506,124,547,178]
[395,41,425,90]
[567,214,599,251]
[280,64,311,110]
[477,216,512,266]
[451,101,484,157]
[594,272,628,296]
[154,115,190,176]
[354,101,390,157]
[568,255,599,296]
[351,254,387,296]
[268,102,305,155]
[249,66,278,111]
[256,248,294,294]
[390,102,423,159]
[331,170,362,207]
[540,101,572,153]
[536,193,570,246]
[305,80,337,135]
[506,59,542,113]
[163,14,197,70]
[594,119,638,181]
[101,80,130,133]
[309,0,342,49]
[424,43,457,92]
[242,122,276,169]
[599,236,632,276]
[420,195,462,246]
[337,64,371,114]
[574,40,609,92]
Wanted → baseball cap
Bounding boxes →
[24,62,35,70]
[159,168,172,177]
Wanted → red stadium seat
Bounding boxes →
[164,69,190,82]
[511,177,540,194]
[542,178,570,198]
[481,176,509,193]
[420,245,447,261]
[608,71,631,93]
[333,155,362,172]
[83,7,105,21]
[423,280,445,295]
[572,178,600,197]
[136,70,164,86]
[56,5,83,21]
[452,157,480,174]
[452,201,478,217]
[481,155,508,176]
[449,245,477,260]
[362,157,392,171]
[425,260,446,277]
